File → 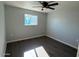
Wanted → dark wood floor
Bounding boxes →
[5,36,77,57]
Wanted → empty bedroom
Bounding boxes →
[0,1,79,57]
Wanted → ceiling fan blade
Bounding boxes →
[48,3,58,6]
[33,6,42,8]
[47,1,55,3]
[39,1,43,4]
[47,7,55,10]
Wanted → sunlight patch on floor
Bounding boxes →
[24,46,49,57]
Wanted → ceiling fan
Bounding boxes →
[33,1,59,11]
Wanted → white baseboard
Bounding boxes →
[7,34,45,43]
[46,35,77,49]
[7,34,77,49]
[77,45,79,57]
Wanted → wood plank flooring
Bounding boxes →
[5,36,77,57]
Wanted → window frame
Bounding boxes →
[24,14,38,26]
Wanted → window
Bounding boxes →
[24,14,38,26]
[24,46,49,57]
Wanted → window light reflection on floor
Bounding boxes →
[24,49,36,57]
[24,46,49,57]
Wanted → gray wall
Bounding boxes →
[5,2,79,49]
[47,2,79,49]
[0,2,6,56]
[5,5,46,42]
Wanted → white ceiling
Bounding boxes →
[3,1,79,13]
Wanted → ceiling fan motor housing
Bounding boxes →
[42,2,48,7]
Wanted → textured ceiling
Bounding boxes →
[3,1,79,13]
